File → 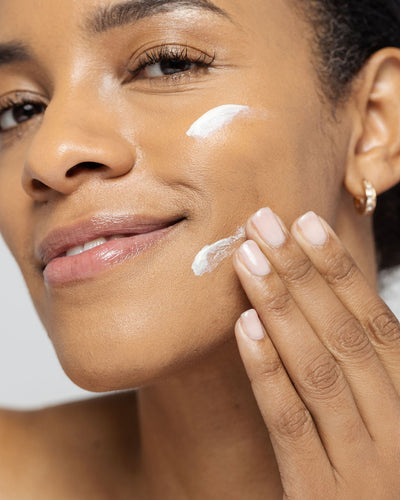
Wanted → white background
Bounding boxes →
[0,234,399,410]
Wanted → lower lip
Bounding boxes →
[43,222,182,285]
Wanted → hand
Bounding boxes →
[232,207,400,499]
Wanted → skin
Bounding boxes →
[1,0,400,498]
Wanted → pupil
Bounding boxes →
[160,58,193,75]
[13,103,41,123]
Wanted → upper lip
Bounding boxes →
[37,214,184,267]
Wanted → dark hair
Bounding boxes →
[298,0,400,271]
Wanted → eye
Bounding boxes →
[142,59,196,78]
[130,45,216,82]
[0,100,46,133]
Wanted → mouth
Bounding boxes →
[38,215,186,285]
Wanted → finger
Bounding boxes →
[233,243,372,470]
[235,311,336,495]
[244,208,400,442]
[292,212,400,394]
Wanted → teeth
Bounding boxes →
[83,237,108,251]
[65,236,117,257]
[66,245,85,257]
[109,235,125,240]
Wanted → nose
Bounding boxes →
[21,95,136,202]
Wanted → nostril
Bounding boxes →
[32,179,48,191]
[65,161,104,178]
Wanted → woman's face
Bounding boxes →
[0,0,349,390]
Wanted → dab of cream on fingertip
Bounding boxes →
[191,226,246,276]
[186,105,255,139]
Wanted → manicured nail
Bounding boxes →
[238,240,271,277]
[296,211,328,247]
[240,309,266,340]
[252,207,286,248]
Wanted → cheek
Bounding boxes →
[138,109,273,220]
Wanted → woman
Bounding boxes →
[0,0,400,497]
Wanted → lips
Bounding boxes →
[37,214,185,268]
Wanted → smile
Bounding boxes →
[38,215,185,285]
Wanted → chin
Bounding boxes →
[51,324,227,393]
[44,294,240,393]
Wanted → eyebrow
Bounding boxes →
[0,41,31,67]
[86,0,232,34]
[0,1,231,68]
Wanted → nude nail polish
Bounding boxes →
[238,240,271,277]
[240,309,265,340]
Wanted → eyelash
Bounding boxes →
[128,44,216,82]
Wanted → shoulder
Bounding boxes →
[0,391,140,499]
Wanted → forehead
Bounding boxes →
[0,0,228,30]
[0,0,298,40]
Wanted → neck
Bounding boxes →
[137,336,283,499]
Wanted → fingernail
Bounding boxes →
[252,207,286,248]
[237,240,271,276]
[296,212,328,247]
[240,309,265,340]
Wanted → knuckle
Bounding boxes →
[279,254,315,286]
[324,252,358,288]
[330,315,372,359]
[275,402,314,440]
[264,288,294,318]
[251,356,284,385]
[364,305,400,347]
[342,419,369,448]
[302,352,345,398]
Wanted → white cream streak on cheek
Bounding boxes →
[186,105,255,139]
[191,226,246,276]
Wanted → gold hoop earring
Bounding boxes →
[353,179,377,216]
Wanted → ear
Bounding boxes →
[345,47,400,200]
